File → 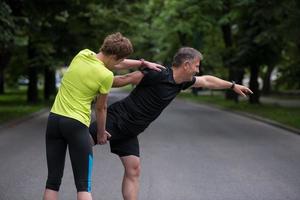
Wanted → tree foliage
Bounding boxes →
[1,0,299,104]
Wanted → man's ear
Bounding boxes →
[183,61,189,70]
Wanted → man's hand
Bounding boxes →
[97,131,112,145]
[143,60,165,71]
[233,84,253,97]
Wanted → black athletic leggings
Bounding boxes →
[45,113,93,192]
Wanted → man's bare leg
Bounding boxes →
[120,155,141,200]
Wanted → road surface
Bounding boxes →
[0,91,300,200]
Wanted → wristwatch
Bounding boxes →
[230,81,236,89]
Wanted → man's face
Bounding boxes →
[184,58,200,80]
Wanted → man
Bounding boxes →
[89,47,253,200]
[43,32,163,200]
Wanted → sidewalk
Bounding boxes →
[260,96,300,107]
[195,90,300,108]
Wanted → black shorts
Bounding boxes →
[89,120,140,157]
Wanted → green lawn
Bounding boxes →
[178,92,300,130]
[0,89,50,124]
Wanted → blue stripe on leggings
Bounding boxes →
[88,154,93,192]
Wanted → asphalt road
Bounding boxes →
[0,91,300,200]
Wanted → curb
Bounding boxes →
[179,99,300,136]
[0,108,49,131]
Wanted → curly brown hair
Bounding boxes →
[100,32,133,59]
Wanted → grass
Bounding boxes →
[178,92,300,130]
[0,89,51,124]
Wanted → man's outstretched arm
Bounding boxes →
[192,75,253,97]
[112,71,144,88]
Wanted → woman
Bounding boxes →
[43,32,162,200]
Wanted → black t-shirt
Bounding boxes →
[108,67,196,136]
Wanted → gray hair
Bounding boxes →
[172,47,203,67]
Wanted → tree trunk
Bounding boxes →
[177,31,188,46]
[0,50,11,94]
[262,64,274,95]
[222,23,239,102]
[221,24,232,48]
[27,66,38,103]
[221,0,239,102]
[249,64,260,104]
[0,66,4,94]
[44,66,56,100]
[236,68,245,86]
[44,66,50,100]
[27,42,38,103]
[225,68,238,102]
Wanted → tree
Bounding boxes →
[0,1,15,94]
[232,0,287,103]
[277,0,300,90]
[218,0,242,102]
